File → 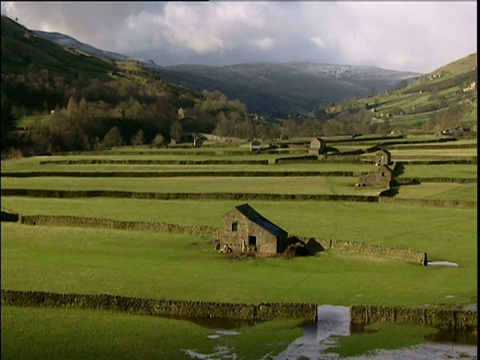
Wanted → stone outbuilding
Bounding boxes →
[375,149,391,166]
[193,136,206,148]
[219,203,289,255]
[308,137,326,155]
[357,165,393,187]
[250,139,261,152]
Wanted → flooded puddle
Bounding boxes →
[183,305,478,359]
[427,261,459,267]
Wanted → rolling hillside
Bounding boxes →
[336,53,477,133]
[1,15,115,80]
[1,13,477,137]
[26,23,420,117]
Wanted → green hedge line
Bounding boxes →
[351,305,477,330]
[1,189,379,202]
[1,171,356,178]
[0,290,317,322]
[39,159,270,165]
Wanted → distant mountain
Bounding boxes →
[1,15,115,80]
[156,62,420,116]
[33,30,130,62]
[30,27,421,117]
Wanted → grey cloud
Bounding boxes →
[1,1,476,73]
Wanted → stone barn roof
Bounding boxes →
[235,204,288,238]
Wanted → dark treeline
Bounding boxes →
[1,70,271,153]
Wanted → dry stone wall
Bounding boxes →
[351,305,477,330]
[1,290,317,322]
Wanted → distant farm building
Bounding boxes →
[375,149,391,166]
[462,81,477,93]
[193,136,206,148]
[308,137,326,155]
[357,165,393,187]
[219,203,289,255]
[250,139,261,152]
[177,107,185,119]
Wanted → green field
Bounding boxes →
[0,176,385,196]
[1,222,476,306]
[1,137,477,358]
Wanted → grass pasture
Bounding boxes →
[0,176,384,196]
[1,222,476,306]
[1,136,477,358]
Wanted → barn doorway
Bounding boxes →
[248,235,257,249]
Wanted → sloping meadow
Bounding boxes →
[1,139,477,303]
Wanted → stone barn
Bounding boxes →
[193,136,206,148]
[219,203,289,255]
[358,165,393,187]
[250,139,261,152]
[375,149,391,166]
[308,137,326,155]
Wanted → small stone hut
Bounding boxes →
[250,139,261,152]
[358,165,393,187]
[308,137,326,155]
[219,203,289,255]
[193,136,206,148]
[375,149,391,166]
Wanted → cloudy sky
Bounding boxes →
[1,1,477,73]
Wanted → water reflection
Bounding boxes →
[182,305,478,359]
[275,305,352,359]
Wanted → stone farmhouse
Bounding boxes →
[357,165,393,187]
[219,203,289,255]
[308,137,326,155]
[375,149,391,166]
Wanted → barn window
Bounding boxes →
[231,222,238,231]
[381,172,385,177]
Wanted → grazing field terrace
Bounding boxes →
[1,135,477,359]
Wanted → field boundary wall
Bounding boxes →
[0,290,317,322]
[1,171,356,178]
[350,305,477,330]
[295,236,426,265]
[0,189,379,202]
[401,177,477,184]
[378,197,477,208]
[19,215,220,237]
[39,159,270,165]
[2,189,475,208]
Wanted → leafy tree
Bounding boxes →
[152,133,165,147]
[131,129,145,146]
[66,96,77,117]
[102,126,123,148]
[170,121,183,143]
